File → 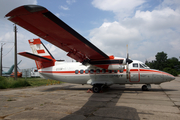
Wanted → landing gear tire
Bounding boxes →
[142,85,148,91]
[92,85,101,93]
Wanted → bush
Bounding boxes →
[10,79,31,88]
[0,76,9,89]
[163,67,178,76]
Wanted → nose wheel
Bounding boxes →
[142,84,151,91]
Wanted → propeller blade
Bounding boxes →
[126,44,132,79]
[126,63,129,73]
[126,63,129,79]
[126,58,133,64]
[126,45,133,64]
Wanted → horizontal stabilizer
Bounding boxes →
[18,52,53,62]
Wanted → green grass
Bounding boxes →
[26,77,61,86]
[0,76,30,89]
[0,76,61,89]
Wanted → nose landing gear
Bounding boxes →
[142,84,151,91]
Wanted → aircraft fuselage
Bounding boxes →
[39,60,175,87]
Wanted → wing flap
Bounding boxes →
[6,5,109,62]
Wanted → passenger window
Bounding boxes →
[102,69,106,73]
[119,70,123,73]
[114,70,117,73]
[75,70,79,74]
[85,70,89,74]
[133,63,138,68]
[90,69,94,74]
[96,69,100,73]
[108,70,112,73]
[80,70,84,74]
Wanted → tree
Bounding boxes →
[163,67,178,76]
[155,51,167,71]
[146,52,180,76]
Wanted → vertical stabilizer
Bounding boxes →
[28,38,54,59]
[28,38,55,69]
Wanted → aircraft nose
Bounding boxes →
[169,75,175,81]
[164,73,175,81]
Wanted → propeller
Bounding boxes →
[126,45,133,79]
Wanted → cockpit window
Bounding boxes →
[140,64,144,68]
[142,64,148,68]
[133,63,138,68]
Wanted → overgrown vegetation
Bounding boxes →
[26,77,61,86]
[0,76,30,89]
[0,76,61,89]
[145,51,180,76]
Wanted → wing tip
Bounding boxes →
[5,5,47,17]
[24,5,46,13]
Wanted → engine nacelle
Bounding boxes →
[108,64,125,71]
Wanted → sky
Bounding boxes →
[0,0,180,70]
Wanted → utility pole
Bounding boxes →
[14,24,17,80]
[0,43,5,76]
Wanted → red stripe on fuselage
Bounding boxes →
[39,71,75,73]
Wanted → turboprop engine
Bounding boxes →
[108,64,125,72]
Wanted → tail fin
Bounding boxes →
[19,38,55,69]
[6,60,21,74]
[6,65,14,74]
[28,38,54,60]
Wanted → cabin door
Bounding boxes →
[129,69,140,82]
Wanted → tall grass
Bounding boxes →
[0,76,9,89]
[0,76,30,89]
[0,76,61,89]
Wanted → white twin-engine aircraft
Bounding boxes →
[6,5,175,93]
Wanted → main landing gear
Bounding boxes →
[141,84,151,91]
[92,84,104,93]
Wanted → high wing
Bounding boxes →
[6,5,109,63]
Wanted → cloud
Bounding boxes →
[90,0,180,62]
[89,21,142,57]
[66,0,76,5]
[157,0,180,9]
[92,0,146,18]
[60,5,69,10]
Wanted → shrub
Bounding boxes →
[0,76,9,89]
[10,79,31,88]
[0,77,31,89]
[163,67,178,76]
